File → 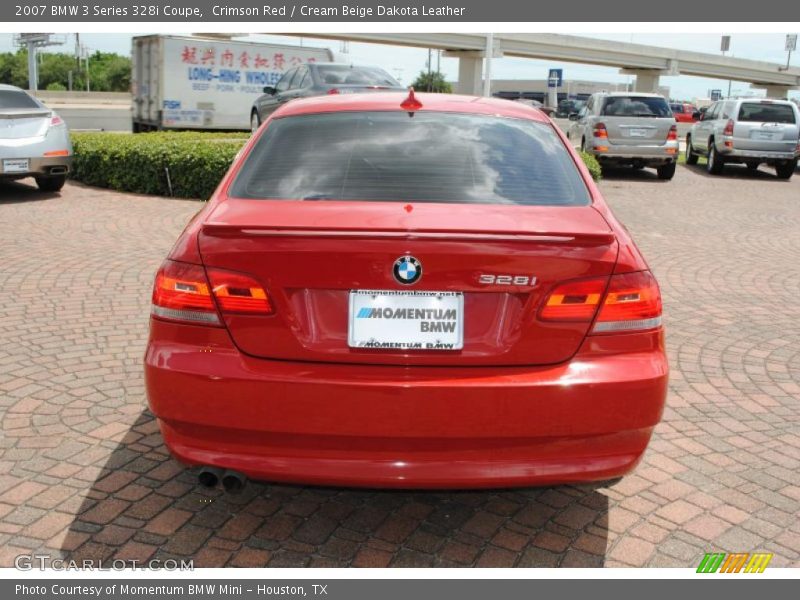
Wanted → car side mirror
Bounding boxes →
[692,111,702,120]
[568,112,579,121]
[263,86,276,95]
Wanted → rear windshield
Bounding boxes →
[316,65,400,87]
[0,90,40,110]
[670,104,684,113]
[602,96,672,117]
[737,103,796,124]
[229,111,591,206]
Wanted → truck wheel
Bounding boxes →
[250,111,261,134]
[657,163,676,180]
[35,174,66,192]
[706,142,724,175]
[775,159,797,180]
[685,136,698,165]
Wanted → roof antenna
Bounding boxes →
[401,87,423,114]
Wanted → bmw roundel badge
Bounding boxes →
[393,255,422,285]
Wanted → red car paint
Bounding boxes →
[145,93,668,489]
[671,102,700,123]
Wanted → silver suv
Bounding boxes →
[567,92,679,180]
[686,98,800,179]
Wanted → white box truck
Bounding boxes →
[132,35,334,131]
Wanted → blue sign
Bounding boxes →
[547,68,563,89]
[710,89,722,101]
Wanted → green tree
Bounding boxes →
[0,49,131,92]
[410,70,452,93]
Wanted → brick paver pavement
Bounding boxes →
[1,164,799,568]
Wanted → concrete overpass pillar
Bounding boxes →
[752,84,793,99]
[619,69,662,93]
[456,54,483,96]
[444,47,504,96]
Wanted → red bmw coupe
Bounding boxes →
[145,91,668,491]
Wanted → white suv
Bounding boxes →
[686,98,800,179]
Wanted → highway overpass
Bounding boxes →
[290,33,800,98]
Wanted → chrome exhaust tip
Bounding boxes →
[197,466,223,488]
[221,470,246,494]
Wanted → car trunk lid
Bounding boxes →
[0,108,51,139]
[602,116,675,146]
[600,95,674,146]
[731,102,799,153]
[198,200,618,366]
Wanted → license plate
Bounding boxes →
[348,290,464,351]
[2,159,29,173]
[751,130,778,141]
[628,128,649,137]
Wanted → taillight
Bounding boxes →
[540,277,606,322]
[723,119,734,136]
[151,260,273,326]
[50,115,64,126]
[540,271,662,333]
[593,123,608,139]
[592,271,662,333]
[326,88,340,95]
[151,260,219,325]
[207,268,273,315]
[667,124,678,141]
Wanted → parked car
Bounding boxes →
[145,91,668,491]
[0,84,72,192]
[513,98,556,116]
[686,98,800,179]
[556,98,585,118]
[568,92,678,179]
[250,63,405,132]
[670,102,700,123]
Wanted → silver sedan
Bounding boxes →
[0,84,73,192]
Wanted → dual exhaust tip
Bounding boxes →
[197,466,246,493]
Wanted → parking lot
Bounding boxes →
[1,162,799,569]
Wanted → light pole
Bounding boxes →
[483,33,493,97]
[720,35,732,98]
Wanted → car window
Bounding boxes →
[601,96,672,117]
[315,65,400,87]
[737,102,796,124]
[231,111,591,207]
[275,69,297,93]
[0,90,41,109]
[291,67,308,90]
[706,103,720,120]
[670,104,683,113]
[721,102,735,119]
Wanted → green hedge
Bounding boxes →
[70,132,247,199]
[579,150,602,182]
[71,131,603,200]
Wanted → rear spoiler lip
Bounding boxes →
[200,224,616,245]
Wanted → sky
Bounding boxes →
[1,32,798,101]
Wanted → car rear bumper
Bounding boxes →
[145,320,668,489]
[590,142,679,164]
[0,155,72,177]
[718,146,798,162]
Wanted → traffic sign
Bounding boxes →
[547,68,563,89]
